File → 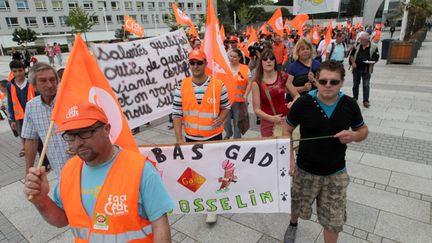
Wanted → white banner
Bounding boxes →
[92,29,192,129]
[140,138,292,214]
[293,0,341,15]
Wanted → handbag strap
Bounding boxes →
[259,81,277,115]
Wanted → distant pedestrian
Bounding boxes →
[44,44,55,67]
[11,48,23,62]
[22,46,32,71]
[390,25,396,38]
[53,43,63,66]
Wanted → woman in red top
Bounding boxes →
[251,49,297,137]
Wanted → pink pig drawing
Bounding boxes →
[218,160,238,191]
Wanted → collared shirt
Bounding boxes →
[327,41,346,61]
[21,96,72,177]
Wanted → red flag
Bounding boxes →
[124,15,144,37]
[52,34,138,152]
[203,0,234,105]
[267,8,284,37]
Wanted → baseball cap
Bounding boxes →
[188,49,206,61]
[56,103,108,133]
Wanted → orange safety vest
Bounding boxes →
[60,149,153,243]
[373,30,381,42]
[234,64,249,103]
[0,92,6,101]
[10,82,35,120]
[181,77,224,137]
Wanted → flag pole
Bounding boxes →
[28,120,55,200]
[211,59,216,117]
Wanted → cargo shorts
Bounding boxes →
[291,167,350,233]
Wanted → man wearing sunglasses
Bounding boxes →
[24,102,174,242]
[172,49,230,224]
[284,60,368,243]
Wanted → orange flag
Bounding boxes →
[267,8,284,37]
[241,27,258,59]
[203,0,234,105]
[220,25,226,41]
[284,18,291,35]
[124,15,144,37]
[291,14,309,32]
[172,3,197,37]
[7,71,13,81]
[323,20,333,60]
[52,34,138,152]
[311,26,320,45]
[189,24,199,38]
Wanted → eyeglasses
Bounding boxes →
[318,79,341,86]
[189,60,204,66]
[262,56,275,61]
[62,124,104,142]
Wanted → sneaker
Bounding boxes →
[283,224,297,243]
[205,213,218,224]
[167,123,174,129]
[363,101,370,108]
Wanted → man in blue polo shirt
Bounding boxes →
[327,32,347,63]
[284,60,368,243]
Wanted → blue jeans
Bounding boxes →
[352,68,371,102]
[224,102,241,139]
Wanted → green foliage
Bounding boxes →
[403,0,432,40]
[65,6,95,36]
[197,14,206,31]
[275,0,293,5]
[237,4,255,27]
[12,28,37,45]
[346,0,362,17]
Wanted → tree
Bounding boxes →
[402,0,432,40]
[197,14,206,32]
[114,26,131,40]
[65,6,95,42]
[237,4,255,28]
[12,28,37,46]
[346,0,362,17]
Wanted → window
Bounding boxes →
[5,17,18,27]
[163,14,169,23]
[191,14,196,21]
[196,3,202,11]
[124,1,132,10]
[34,0,47,10]
[116,15,123,23]
[16,0,28,10]
[147,2,154,10]
[136,1,144,10]
[178,2,184,8]
[111,1,119,10]
[25,17,37,27]
[97,1,106,10]
[83,1,93,10]
[158,2,165,9]
[187,2,193,10]
[51,0,63,10]
[130,14,136,19]
[59,16,67,26]
[43,16,55,27]
[141,14,148,24]
[91,15,99,24]
[68,0,78,9]
[151,14,159,23]
[0,0,10,10]
[104,15,112,24]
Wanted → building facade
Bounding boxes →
[0,0,206,47]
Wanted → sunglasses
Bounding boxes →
[318,79,341,86]
[262,56,275,61]
[62,124,104,142]
[189,60,204,66]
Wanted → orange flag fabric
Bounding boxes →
[267,8,284,37]
[291,14,309,32]
[323,20,333,60]
[172,3,197,37]
[284,18,291,35]
[189,24,199,38]
[124,15,144,37]
[241,27,258,59]
[7,71,13,81]
[220,25,226,41]
[203,0,234,105]
[52,33,138,152]
[311,26,320,45]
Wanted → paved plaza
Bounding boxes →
[0,31,432,242]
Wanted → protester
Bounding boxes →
[0,80,7,120]
[21,63,72,177]
[11,47,23,62]
[273,34,288,71]
[390,25,396,38]
[349,31,379,108]
[327,32,347,63]
[44,44,55,67]
[53,43,63,66]
[284,60,368,243]
[24,102,173,242]
[224,48,251,139]
[172,49,230,223]
[6,60,35,157]
[191,38,201,49]
[22,46,32,72]
[285,38,320,102]
[251,49,294,137]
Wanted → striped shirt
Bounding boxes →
[172,77,230,141]
[21,96,72,177]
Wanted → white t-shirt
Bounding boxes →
[317,40,327,61]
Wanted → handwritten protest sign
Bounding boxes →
[92,29,192,129]
[140,138,291,214]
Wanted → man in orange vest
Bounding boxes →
[24,102,173,242]
[273,34,288,71]
[172,49,230,223]
[6,60,35,157]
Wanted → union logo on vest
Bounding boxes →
[104,194,129,216]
